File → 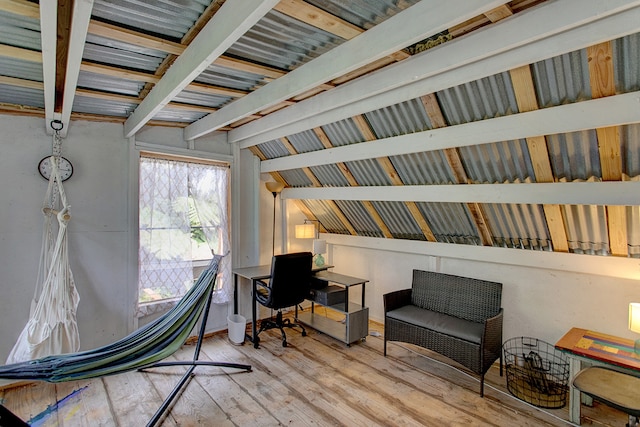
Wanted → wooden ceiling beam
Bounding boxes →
[232,0,640,148]
[124,0,279,137]
[58,0,94,137]
[187,0,508,140]
[282,181,640,207]
[588,41,628,256]
[261,91,640,173]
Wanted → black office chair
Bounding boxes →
[255,252,312,348]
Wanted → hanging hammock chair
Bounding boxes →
[6,154,80,364]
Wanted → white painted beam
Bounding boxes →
[231,0,640,148]
[123,0,279,138]
[281,182,640,206]
[59,0,94,137]
[261,91,640,172]
[324,234,640,281]
[184,0,509,140]
[39,0,57,134]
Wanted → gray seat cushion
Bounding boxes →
[386,305,484,344]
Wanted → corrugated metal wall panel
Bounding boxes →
[0,13,40,51]
[530,49,591,108]
[226,10,344,71]
[84,36,167,72]
[172,89,231,108]
[389,151,457,185]
[287,130,324,153]
[483,203,552,250]
[459,139,535,184]
[309,164,350,187]
[622,123,640,178]
[373,201,425,240]
[343,159,391,186]
[303,199,351,234]
[0,58,42,82]
[305,0,421,30]
[196,65,267,92]
[437,72,518,125]
[72,94,136,117]
[321,118,366,147]
[563,204,609,255]
[0,84,44,108]
[335,200,382,237]
[547,130,601,181]
[92,0,209,40]
[628,205,640,258]
[257,139,289,160]
[364,98,432,137]
[279,169,313,188]
[152,108,207,122]
[77,72,144,96]
[613,33,640,92]
[417,202,481,245]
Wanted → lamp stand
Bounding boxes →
[270,191,277,256]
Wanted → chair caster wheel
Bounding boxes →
[282,341,287,347]
[253,337,260,349]
[302,331,307,337]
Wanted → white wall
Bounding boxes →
[0,117,131,363]
[321,235,640,346]
[0,116,240,365]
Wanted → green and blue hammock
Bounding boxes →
[0,255,248,383]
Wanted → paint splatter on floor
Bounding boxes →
[27,386,88,427]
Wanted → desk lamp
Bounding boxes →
[629,303,640,353]
[295,220,326,266]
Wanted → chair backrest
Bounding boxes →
[266,252,313,309]
[411,269,502,323]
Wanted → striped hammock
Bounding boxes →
[0,255,223,383]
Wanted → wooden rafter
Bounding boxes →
[588,41,627,256]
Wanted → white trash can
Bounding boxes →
[227,314,246,345]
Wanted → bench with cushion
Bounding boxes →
[383,269,504,396]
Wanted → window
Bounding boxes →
[137,154,231,316]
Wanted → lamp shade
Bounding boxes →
[630,303,640,333]
[312,239,327,255]
[295,224,316,239]
[265,181,284,194]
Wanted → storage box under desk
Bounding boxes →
[309,285,345,306]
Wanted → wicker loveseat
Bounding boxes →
[383,269,503,396]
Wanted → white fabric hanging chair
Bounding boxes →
[6,156,80,364]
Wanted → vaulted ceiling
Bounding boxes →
[1,0,640,258]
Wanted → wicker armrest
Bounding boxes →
[482,308,504,351]
[383,289,412,313]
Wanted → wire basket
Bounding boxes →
[503,337,569,408]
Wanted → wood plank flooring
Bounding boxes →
[0,312,629,426]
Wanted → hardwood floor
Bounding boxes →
[0,312,629,426]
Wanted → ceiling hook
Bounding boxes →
[50,120,63,135]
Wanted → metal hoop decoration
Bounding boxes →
[50,120,64,157]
